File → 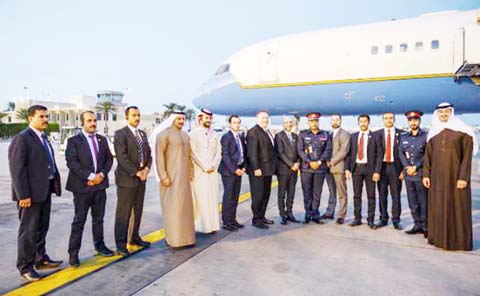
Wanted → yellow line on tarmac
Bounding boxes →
[5,180,278,296]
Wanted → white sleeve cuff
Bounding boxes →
[87,173,96,181]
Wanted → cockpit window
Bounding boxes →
[215,64,230,76]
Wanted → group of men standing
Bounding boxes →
[8,102,476,282]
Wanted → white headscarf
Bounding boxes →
[427,103,478,155]
[149,112,185,181]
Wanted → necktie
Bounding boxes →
[135,130,145,167]
[41,134,56,178]
[235,134,243,164]
[358,133,364,161]
[386,129,392,162]
[88,134,99,162]
[287,133,293,145]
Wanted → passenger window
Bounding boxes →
[431,40,440,49]
[371,46,378,55]
[400,43,408,52]
[415,42,423,51]
[385,45,393,54]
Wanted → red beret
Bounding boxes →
[306,112,321,121]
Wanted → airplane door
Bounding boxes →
[464,25,480,64]
[259,42,279,83]
[452,27,465,72]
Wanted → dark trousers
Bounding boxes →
[248,174,272,224]
[300,171,326,219]
[277,172,297,218]
[17,183,53,274]
[405,180,428,231]
[221,174,242,225]
[352,165,376,223]
[68,190,107,256]
[115,183,146,249]
[378,163,402,223]
[324,171,337,216]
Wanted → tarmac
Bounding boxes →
[0,140,479,296]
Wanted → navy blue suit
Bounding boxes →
[8,127,61,274]
[219,131,247,225]
[65,132,113,256]
[399,129,428,231]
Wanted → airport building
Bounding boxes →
[2,91,164,137]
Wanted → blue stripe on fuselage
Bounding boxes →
[193,76,480,116]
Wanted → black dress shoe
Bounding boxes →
[423,231,428,239]
[312,217,325,224]
[375,221,388,228]
[95,245,114,257]
[116,247,131,257]
[349,220,362,227]
[405,227,422,235]
[252,223,269,229]
[280,217,288,225]
[393,222,403,230]
[21,270,41,282]
[233,221,244,229]
[286,214,300,223]
[368,222,377,230]
[336,218,344,225]
[130,239,151,248]
[34,257,63,270]
[319,214,334,220]
[302,216,311,224]
[222,224,238,232]
[263,218,274,225]
[69,255,80,268]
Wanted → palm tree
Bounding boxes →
[16,108,29,122]
[162,102,180,119]
[162,102,187,119]
[6,101,15,111]
[184,108,196,131]
[96,101,117,136]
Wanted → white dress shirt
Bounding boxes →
[332,128,340,139]
[355,130,370,164]
[29,126,55,164]
[82,130,99,180]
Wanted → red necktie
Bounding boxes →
[358,133,364,161]
[386,129,392,162]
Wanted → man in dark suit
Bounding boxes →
[247,110,276,229]
[375,112,404,230]
[219,115,247,231]
[275,115,300,225]
[345,114,382,229]
[8,105,63,281]
[114,106,152,256]
[65,111,114,267]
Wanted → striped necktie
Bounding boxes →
[134,130,145,167]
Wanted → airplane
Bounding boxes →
[193,9,480,116]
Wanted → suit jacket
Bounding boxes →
[274,130,299,175]
[246,125,276,176]
[218,130,247,176]
[375,128,404,174]
[345,131,382,175]
[65,132,113,194]
[9,128,61,202]
[329,128,351,174]
[114,126,152,188]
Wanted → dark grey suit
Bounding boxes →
[247,125,276,224]
[8,127,61,274]
[274,130,299,218]
[65,132,113,256]
[113,126,152,249]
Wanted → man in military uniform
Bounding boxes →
[398,110,428,237]
[297,112,332,224]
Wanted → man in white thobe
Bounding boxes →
[189,109,221,233]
